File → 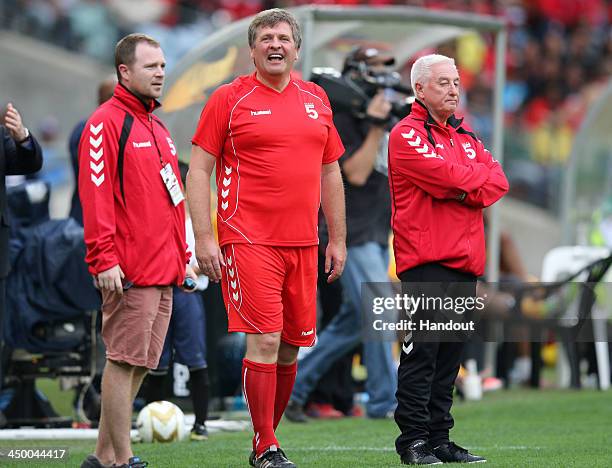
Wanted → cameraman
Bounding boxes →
[289,47,398,419]
[339,48,394,186]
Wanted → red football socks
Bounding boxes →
[274,361,298,429]
[242,359,278,455]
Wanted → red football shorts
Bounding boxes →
[220,244,318,347]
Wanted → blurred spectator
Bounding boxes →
[68,75,117,225]
[34,115,69,189]
[69,0,118,62]
[2,0,611,213]
[466,77,493,147]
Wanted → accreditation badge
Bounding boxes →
[160,162,185,206]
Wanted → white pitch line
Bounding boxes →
[286,445,542,452]
[289,447,395,452]
[473,446,544,451]
[0,418,251,441]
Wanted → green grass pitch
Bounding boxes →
[1,389,611,467]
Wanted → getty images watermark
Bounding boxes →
[371,292,485,332]
[360,281,612,343]
[360,282,484,342]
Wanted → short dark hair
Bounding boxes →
[114,33,160,81]
[248,8,302,50]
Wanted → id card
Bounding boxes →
[160,163,185,206]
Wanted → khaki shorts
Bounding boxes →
[101,286,172,369]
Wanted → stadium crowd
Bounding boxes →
[2,0,611,213]
[1,3,611,466]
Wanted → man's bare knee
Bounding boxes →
[246,332,281,363]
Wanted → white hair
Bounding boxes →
[410,54,456,93]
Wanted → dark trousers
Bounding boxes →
[308,254,354,413]
[395,263,476,454]
[0,278,4,390]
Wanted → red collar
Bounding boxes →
[113,83,161,117]
[410,99,464,129]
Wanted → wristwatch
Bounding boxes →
[17,127,30,143]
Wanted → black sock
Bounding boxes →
[189,367,209,425]
[143,373,167,404]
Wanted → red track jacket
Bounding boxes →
[388,100,509,276]
[79,84,188,286]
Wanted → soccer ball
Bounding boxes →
[136,401,187,443]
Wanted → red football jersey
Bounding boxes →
[192,72,344,247]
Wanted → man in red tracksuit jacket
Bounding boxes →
[388,54,508,465]
[79,34,195,468]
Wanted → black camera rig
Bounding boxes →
[311,66,413,123]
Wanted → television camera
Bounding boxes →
[311,56,413,124]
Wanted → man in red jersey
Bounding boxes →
[79,34,196,468]
[388,54,508,465]
[187,9,346,468]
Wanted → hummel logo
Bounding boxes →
[89,123,105,187]
[90,122,103,135]
[435,143,445,149]
[133,141,152,148]
[90,135,102,148]
[90,148,103,161]
[251,110,271,116]
[401,129,442,159]
[301,329,314,336]
[90,161,104,174]
[91,174,105,187]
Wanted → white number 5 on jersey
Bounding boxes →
[305,104,318,120]
[166,137,177,156]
